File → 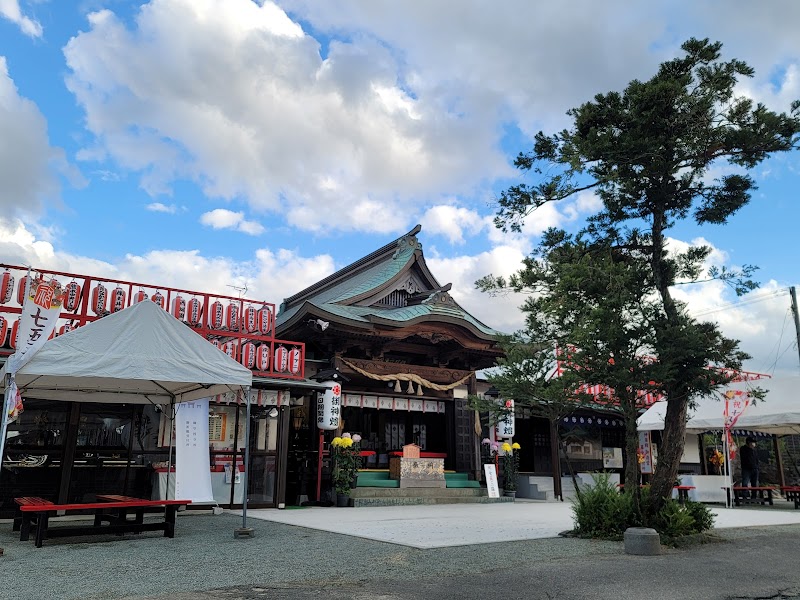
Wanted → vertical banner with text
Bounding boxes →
[175,399,215,503]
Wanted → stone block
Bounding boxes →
[624,527,661,555]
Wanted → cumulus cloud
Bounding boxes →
[200,208,265,235]
[421,205,487,244]
[63,0,511,234]
[0,57,69,217]
[0,0,42,37]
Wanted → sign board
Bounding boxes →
[316,381,341,430]
[638,431,654,474]
[495,398,515,438]
[602,447,623,469]
[483,463,500,498]
[175,399,214,503]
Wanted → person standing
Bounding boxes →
[740,437,759,497]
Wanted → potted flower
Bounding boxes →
[331,432,362,506]
[501,442,521,498]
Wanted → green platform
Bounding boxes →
[356,470,480,489]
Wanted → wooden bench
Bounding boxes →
[14,496,192,548]
[723,486,776,506]
[780,487,800,509]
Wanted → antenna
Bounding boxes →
[227,283,248,298]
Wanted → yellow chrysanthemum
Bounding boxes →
[342,437,354,448]
[501,442,512,453]
[331,437,343,447]
[512,442,521,450]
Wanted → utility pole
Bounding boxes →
[790,287,800,372]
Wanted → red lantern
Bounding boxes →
[257,306,272,335]
[0,315,7,346]
[58,323,73,337]
[274,345,288,372]
[151,290,165,309]
[171,295,186,320]
[222,341,236,359]
[241,342,256,369]
[110,286,126,313]
[243,305,257,333]
[91,284,108,314]
[17,275,31,305]
[209,339,221,350]
[288,347,302,375]
[10,319,19,349]
[132,289,148,304]
[209,301,224,329]
[187,297,203,326]
[0,270,14,304]
[256,344,270,371]
[226,302,240,331]
[63,280,81,312]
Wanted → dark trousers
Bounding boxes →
[742,467,759,497]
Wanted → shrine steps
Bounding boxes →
[352,470,510,507]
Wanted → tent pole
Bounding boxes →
[166,399,176,500]
[0,374,14,489]
[235,386,254,539]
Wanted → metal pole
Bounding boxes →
[0,375,13,485]
[235,386,254,538]
[790,287,800,372]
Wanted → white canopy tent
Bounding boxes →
[1,300,255,533]
[637,377,800,435]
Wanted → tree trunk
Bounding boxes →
[649,390,689,513]
[623,403,642,513]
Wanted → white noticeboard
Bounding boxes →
[602,447,623,469]
[484,464,500,498]
[175,399,214,503]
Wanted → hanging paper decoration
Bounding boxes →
[151,290,165,309]
[17,275,31,305]
[225,302,240,331]
[241,342,256,369]
[132,289,148,304]
[0,269,14,304]
[109,286,126,313]
[257,306,272,335]
[187,297,203,326]
[243,305,258,333]
[416,384,424,396]
[274,345,289,372]
[171,295,186,320]
[316,380,342,431]
[209,300,224,329]
[288,347,302,374]
[0,315,7,346]
[255,344,270,371]
[91,284,108,314]
[63,280,81,312]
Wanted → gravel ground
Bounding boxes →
[2,512,799,600]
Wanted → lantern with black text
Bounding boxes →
[132,289,148,304]
[91,284,108,314]
[0,315,7,346]
[288,347,302,375]
[222,341,236,359]
[255,344,270,371]
[171,295,186,320]
[209,339,221,351]
[316,381,342,430]
[274,345,289,372]
[17,275,31,305]
[151,290,165,309]
[9,319,19,349]
[63,280,81,312]
[187,297,203,326]
[257,306,272,335]
[58,323,73,337]
[209,301,224,329]
[241,342,256,369]
[495,399,515,439]
[1,270,15,304]
[109,286,126,313]
[243,305,257,333]
[225,302,240,331]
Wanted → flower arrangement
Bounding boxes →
[480,438,500,464]
[709,449,725,474]
[501,442,521,492]
[331,432,362,496]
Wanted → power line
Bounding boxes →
[692,288,787,318]
[760,308,791,375]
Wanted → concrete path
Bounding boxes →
[241,500,800,548]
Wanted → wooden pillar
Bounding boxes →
[698,435,707,475]
[775,435,786,489]
[58,402,82,504]
[549,419,563,501]
[275,401,291,508]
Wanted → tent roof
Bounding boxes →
[1,300,252,404]
[637,377,800,435]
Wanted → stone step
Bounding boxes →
[351,486,486,498]
[352,495,514,507]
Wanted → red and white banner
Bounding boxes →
[7,277,63,374]
[723,390,750,459]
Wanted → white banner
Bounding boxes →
[484,463,500,498]
[7,277,63,374]
[175,399,215,503]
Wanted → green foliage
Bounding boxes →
[502,445,521,491]
[571,473,715,540]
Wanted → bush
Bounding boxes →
[571,473,716,540]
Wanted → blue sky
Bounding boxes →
[1,0,799,375]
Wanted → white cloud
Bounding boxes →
[0,56,68,217]
[200,208,264,236]
[421,205,487,244]
[0,0,42,37]
[146,202,177,214]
